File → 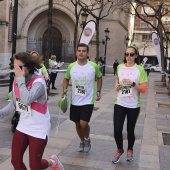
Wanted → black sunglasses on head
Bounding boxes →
[124,53,136,57]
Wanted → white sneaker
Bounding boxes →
[50,155,64,170]
[84,138,91,153]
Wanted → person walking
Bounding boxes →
[146,63,151,76]
[112,45,147,164]
[113,59,119,76]
[0,52,64,170]
[48,55,58,89]
[62,43,102,153]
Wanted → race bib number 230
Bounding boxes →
[75,86,86,97]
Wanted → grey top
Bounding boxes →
[0,75,46,117]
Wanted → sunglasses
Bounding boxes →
[19,65,25,70]
[124,53,136,57]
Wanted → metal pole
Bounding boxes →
[45,0,53,95]
[44,0,53,69]
[9,0,18,92]
[103,37,107,76]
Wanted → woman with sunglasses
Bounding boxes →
[0,52,64,170]
[112,45,147,164]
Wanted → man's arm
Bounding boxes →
[96,76,102,101]
[62,78,69,97]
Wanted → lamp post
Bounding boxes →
[165,31,170,83]
[9,0,18,93]
[44,0,53,69]
[81,10,88,29]
[165,31,170,58]
[103,28,110,76]
[143,43,148,56]
[125,36,130,47]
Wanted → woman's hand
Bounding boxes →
[115,84,121,91]
[14,65,25,78]
[122,79,132,86]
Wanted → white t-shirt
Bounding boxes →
[115,64,147,108]
[65,61,102,106]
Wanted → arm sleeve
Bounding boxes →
[95,64,102,78]
[0,93,16,117]
[139,82,147,94]
[41,64,47,74]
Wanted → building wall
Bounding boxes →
[0,0,130,73]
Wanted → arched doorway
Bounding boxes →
[42,27,62,61]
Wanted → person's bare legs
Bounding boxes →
[76,120,90,140]
[76,120,91,152]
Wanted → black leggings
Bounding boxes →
[113,104,140,150]
[49,72,57,88]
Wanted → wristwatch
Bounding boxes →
[131,82,136,87]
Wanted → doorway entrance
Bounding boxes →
[42,27,62,61]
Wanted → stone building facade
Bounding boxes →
[0,0,130,73]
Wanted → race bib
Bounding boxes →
[119,86,132,97]
[75,86,86,97]
[16,100,31,116]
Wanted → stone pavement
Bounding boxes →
[0,72,170,170]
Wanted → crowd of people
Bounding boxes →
[0,43,148,169]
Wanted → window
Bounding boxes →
[162,17,170,26]
[142,34,152,41]
[141,7,155,15]
[140,21,153,28]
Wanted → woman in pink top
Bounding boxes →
[0,52,64,170]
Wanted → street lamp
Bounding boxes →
[125,36,130,47]
[165,31,170,83]
[165,31,170,58]
[81,10,88,29]
[143,43,148,56]
[103,28,110,76]
[9,0,18,93]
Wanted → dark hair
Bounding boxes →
[13,52,42,74]
[123,45,139,64]
[77,43,89,52]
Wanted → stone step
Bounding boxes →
[0,73,10,79]
[0,82,10,87]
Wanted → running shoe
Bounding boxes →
[126,149,133,162]
[111,149,124,164]
[84,138,91,153]
[50,155,64,170]
[78,141,84,152]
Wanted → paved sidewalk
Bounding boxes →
[0,72,170,170]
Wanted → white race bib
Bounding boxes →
[16,100,31,116]
[75,86,86,97]
[119,86,132,97]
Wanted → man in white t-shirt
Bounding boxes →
[62,43,102,153]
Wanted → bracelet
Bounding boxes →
[64,89,68,94]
